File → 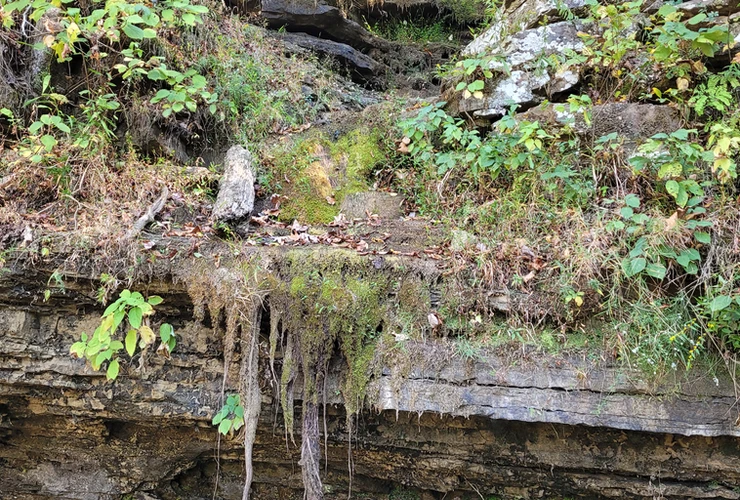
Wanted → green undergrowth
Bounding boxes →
[0,0,341,232]
[384,0,740,377]
[366,17,456,44]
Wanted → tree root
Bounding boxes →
[300,400,324,500]
[240,306,262,500]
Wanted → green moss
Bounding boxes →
[262,126,391,224]
[289,276,306,297]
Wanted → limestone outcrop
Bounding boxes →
[2,248,740,499]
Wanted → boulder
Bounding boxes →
[518,102,683,147]
[261,0,381,51]
[340,191,404,219]
[464,0,587,56]
[453,21,584,120]
[279,32,387,85]
[212,145,256,223]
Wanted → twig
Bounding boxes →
[465,478,485,500]
[125,186,169,239]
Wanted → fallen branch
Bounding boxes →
[125,186,169,239]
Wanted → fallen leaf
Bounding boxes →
[522,270,536,283]
[427,312,443,329]
[664,212,679,232]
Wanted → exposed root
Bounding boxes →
[300,400,324,500]
[240,305,262,500]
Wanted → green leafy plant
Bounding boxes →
[629,129,713,208]
[700,278,740,351]
[70,290,175,380]
[651,7,729,64]
[212,394,245,435]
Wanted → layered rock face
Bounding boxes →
[2,260,740,500]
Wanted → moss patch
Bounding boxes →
[263,126,389,224]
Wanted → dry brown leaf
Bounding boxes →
[664,212,679,232]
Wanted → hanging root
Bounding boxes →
[240,306,262,500]
[300,399,324,500]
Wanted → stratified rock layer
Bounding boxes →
[1,257,740,500]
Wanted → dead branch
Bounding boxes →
[125,186,169,239]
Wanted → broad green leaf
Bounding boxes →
[212,407,228,425]
[128,306,143,329]
[106,359,120,380]
[695,232,711,244]
[70,341,87,358]
[676,188,688,208]
[40,134,57,151]
[112,309,125,332]
[687,13,707,25]
[218,419,232,435]
[54,120,70,133]
[658,162,682,179]
[94,349,113,370]
[684,248,701,261]
[232,416,244,431]
[665,180,680,198]
[624,194,640,208]
[122,23,146,40]
[645,262,667,280]
[148,295,164,305]
[467,80,485,91]
[182,12,195,25]
[103,297,125,317]
[234,405,244,418]
[671,129,692,141]
[622,257,646,277]
[160,323,174,342]
[710,295,732,313]
[125,329,137,357]
[29,121,43,134]
[620,207,634,219]
[190,74,207,89]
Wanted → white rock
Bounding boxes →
[212,145,256,223]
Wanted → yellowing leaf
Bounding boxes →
[106,359,120,380]
[125,329,137,357]
[574,296,584,307]
[43,35,55,47]
[138,325,155,347]
[676,77,689,91]
[66,22,80,43]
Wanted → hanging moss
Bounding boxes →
[177,247,441,499]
